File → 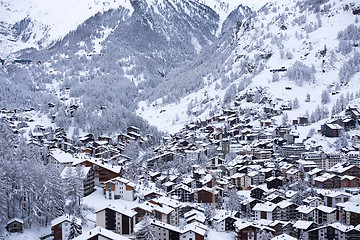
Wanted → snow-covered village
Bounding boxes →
[1,0,360,239]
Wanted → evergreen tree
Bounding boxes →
[134,216,156,240]
[293,98,300,109]
[68,216,82,239]
[224,189,242,212]
[272,72,279,82]
[282,113,289,126]
[124,140,141,161]
[64,166,84,218]
[321,89,330,104]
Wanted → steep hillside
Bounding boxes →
[0,0,133,56]
[0,0,223,138]
[1,0,359,145]
[138,0,360,146]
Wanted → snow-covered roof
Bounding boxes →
[60,166,91,179]
[235,219,275,232]
[336,202,360,214]
[293,220,314,230]
[182,222,208,236]
[330,222,353,233]
[72,156,122,174]
[50,149,78,163]
[277,200,294,209]
[326,123,342,130]
[303,196,322,204]
[271,233,297,240]
[324,191,352,198]
[105,177,136,188]
[151,196,181,209]
[317,205,336,213]
[150,219,181,233]
[171,184,192,193]
[213,210,238,222]
[95,205,137,217]
[73,226,129,240]
[51,214,82,227]
[330,164,358,174]
[253,202,277,212]
[7,217,24,225]
[182,177,194,184]
[296,206,316,214]
[134,201,174,215]
[286,168,299,175]
[184,209,204,219]
[231,173,245,179]
[307,168,323,175]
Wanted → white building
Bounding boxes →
[104,177,136,201]
[48,149,78,173]
[96,205,136,236]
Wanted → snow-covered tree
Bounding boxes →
[321,89,330,104]
[134,216,156,240]
[224,189,242,212]
[286,61,315,86]
[124,140,141,161]
[68,217,82,239]
[223,83,237,104]
[64,166,84,218]
[282,113,289,126]
[293,98,300,109]
[272,72,279,82]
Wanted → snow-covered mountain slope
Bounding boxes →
[1,0,360,143]
[0,0,132,56]
[138,0,360,139]
[0,0,270,57]
[0,0,225,137]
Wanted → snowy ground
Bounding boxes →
[4,227,50,240]
[207,228,235,240]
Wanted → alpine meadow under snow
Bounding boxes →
[1,0,360,239]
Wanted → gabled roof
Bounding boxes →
[277,200,295,209]
[213,210,238,223]
[73,156,122,174]
[272,233,297,240]
[7,217,24,225]
[182,222,208,236]
[296,206,316,214]
[51,215,82,227]
[134,201,174,215]
[326,123,342,130]
[104,177,136,188]
[95,205,137,217]
[253,202,277,212]
[170,184,192,193]
[293,220,314,230]
[324,191,352,198]
[307,168,323,175]
[235,219,275,232]
[50,149,78,163]
[73,226,129,240]
[336,202,360,214]
[316,205,336,213]
[60,166,91,180]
